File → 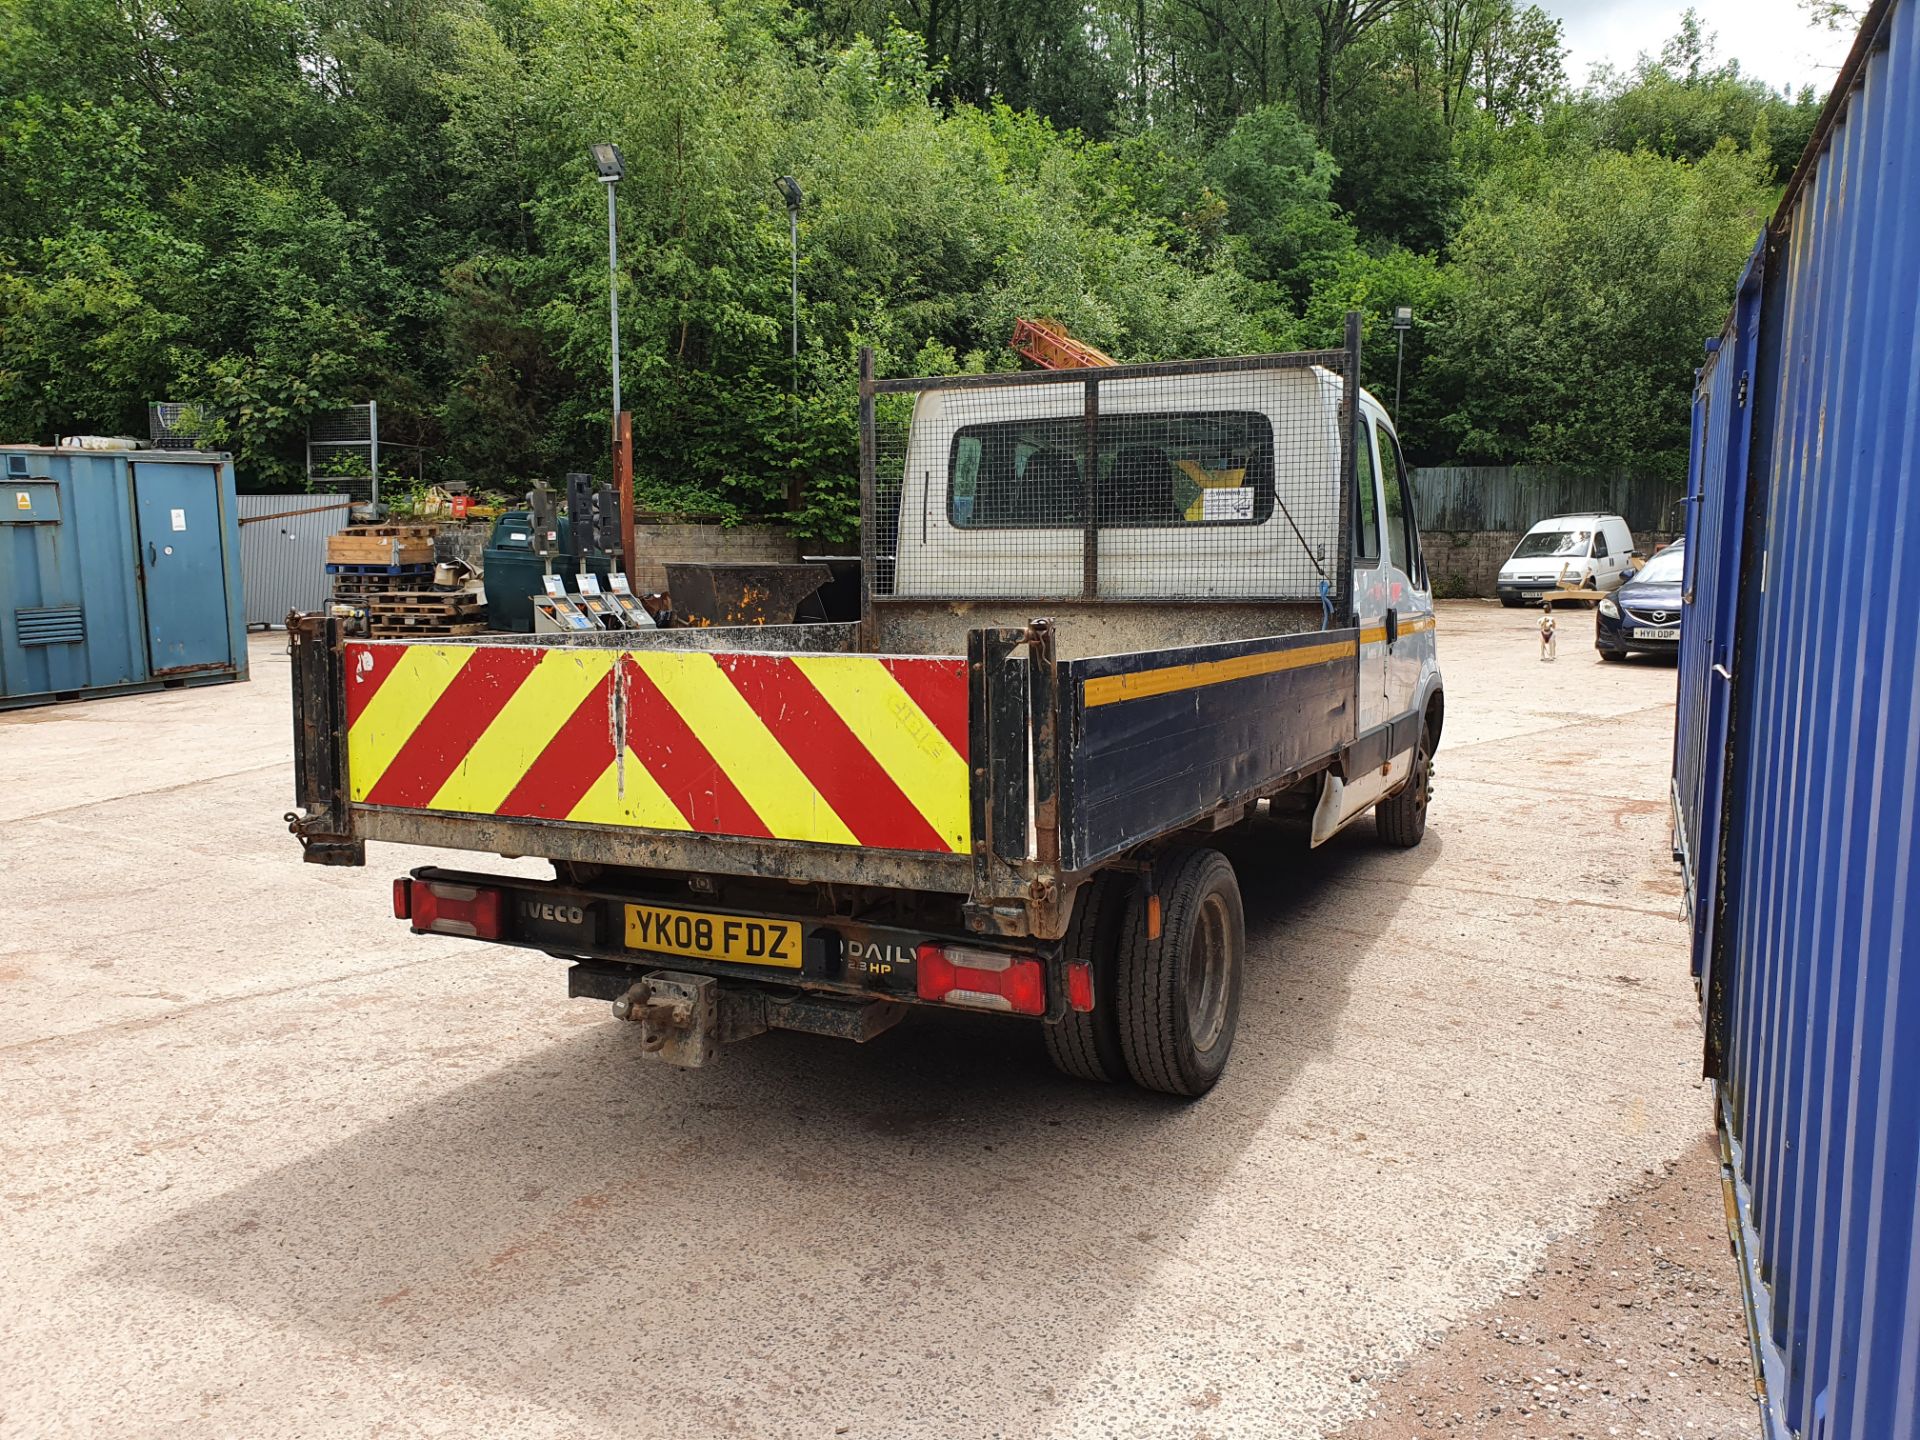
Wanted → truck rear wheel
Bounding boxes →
[1043,874,1130,1083]
[1375,730,1432,848]
[1116,847,1244,1098]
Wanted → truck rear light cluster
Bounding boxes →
[916,944,1047,1015]
[396,877,504,939]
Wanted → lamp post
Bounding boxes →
[590,143,625,427]
[775,176,803,393]
[589,143,631,572]
[1392,305,1413,421]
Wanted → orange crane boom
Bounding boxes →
[1010,318,1116,370]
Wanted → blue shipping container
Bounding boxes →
[0,446,248,707]
[1674,0,1920,1435]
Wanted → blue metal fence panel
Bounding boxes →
[1678,0,1920,1435]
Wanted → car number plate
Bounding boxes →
[1632,626,1680,640]
[624,903,803,969]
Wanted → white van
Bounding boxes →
[1496,513,1635,606]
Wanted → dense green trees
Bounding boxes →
[0,0,1817,536]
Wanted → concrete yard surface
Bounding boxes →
[0,603,1751,1439]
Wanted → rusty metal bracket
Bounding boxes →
[961,620,1071,940]
[1026,618,1061,876]
[287,611,363,866]
[283,812,366,866]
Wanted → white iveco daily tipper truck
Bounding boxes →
[288,317,1442,1096]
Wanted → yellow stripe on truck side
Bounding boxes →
[1082,637,1357,709]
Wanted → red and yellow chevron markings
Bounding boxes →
[342,642,971,854]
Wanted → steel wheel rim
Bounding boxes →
[1412,746,1430,822]
[1186,892,1232,1052]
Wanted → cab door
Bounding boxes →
[1371,411,1432,723]
[1590,524,1618,590]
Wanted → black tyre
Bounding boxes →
[1376,728,1432,848]
[1599,649,1626,662]
[1499,594,1522,608]
[1116,848,1245,1097]
[1043,873,1130,1083]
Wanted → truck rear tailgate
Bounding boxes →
[342,639,971,854]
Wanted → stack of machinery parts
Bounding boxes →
[529,475,656,634]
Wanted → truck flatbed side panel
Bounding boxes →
[1060,628,1358,869]
[342,640,972,855]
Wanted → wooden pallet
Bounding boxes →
[368,620,487,638]
[334,583,437,602]
[328,556,437,572]
[327,535,435,567]
[342,523,439,539]
[365,596,485,618]
[331,570,434,597]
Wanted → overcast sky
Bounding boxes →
[1550,0,1855,92]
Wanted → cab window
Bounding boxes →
[1373,419,1412,577]
[1373,419,1425,586]
[947,411,1275,529]
[1592,529,1609,558]
[1353,425,1382,564]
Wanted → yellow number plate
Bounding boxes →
[623,904,804,969]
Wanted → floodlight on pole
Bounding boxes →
[776,176,803,392]
[1392,305,1413,421]
[590,143,625,180]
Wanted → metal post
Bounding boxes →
[368,399,379,510]
[776,177,804,395]
[615,409,634,577]
[605,180,621,429]
[1391,305,1413,422]
[1343,311,1363,627]
[788,206,800,393]
[1395,329,1406,419]
[1081,377,1099,599]
[856,347,876,646]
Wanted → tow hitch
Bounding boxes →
[610,971,906,1067]
[612,974,728,1067]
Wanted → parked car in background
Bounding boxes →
[1496,514,1636,606]
[1596,540,1684,660]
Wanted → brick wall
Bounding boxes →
[1423,530,1680,599]
[631,522,801,593]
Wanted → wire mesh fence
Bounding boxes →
[862,347,1356,605]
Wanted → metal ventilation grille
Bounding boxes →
[149,403,208,450]
[17,605,85,646]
